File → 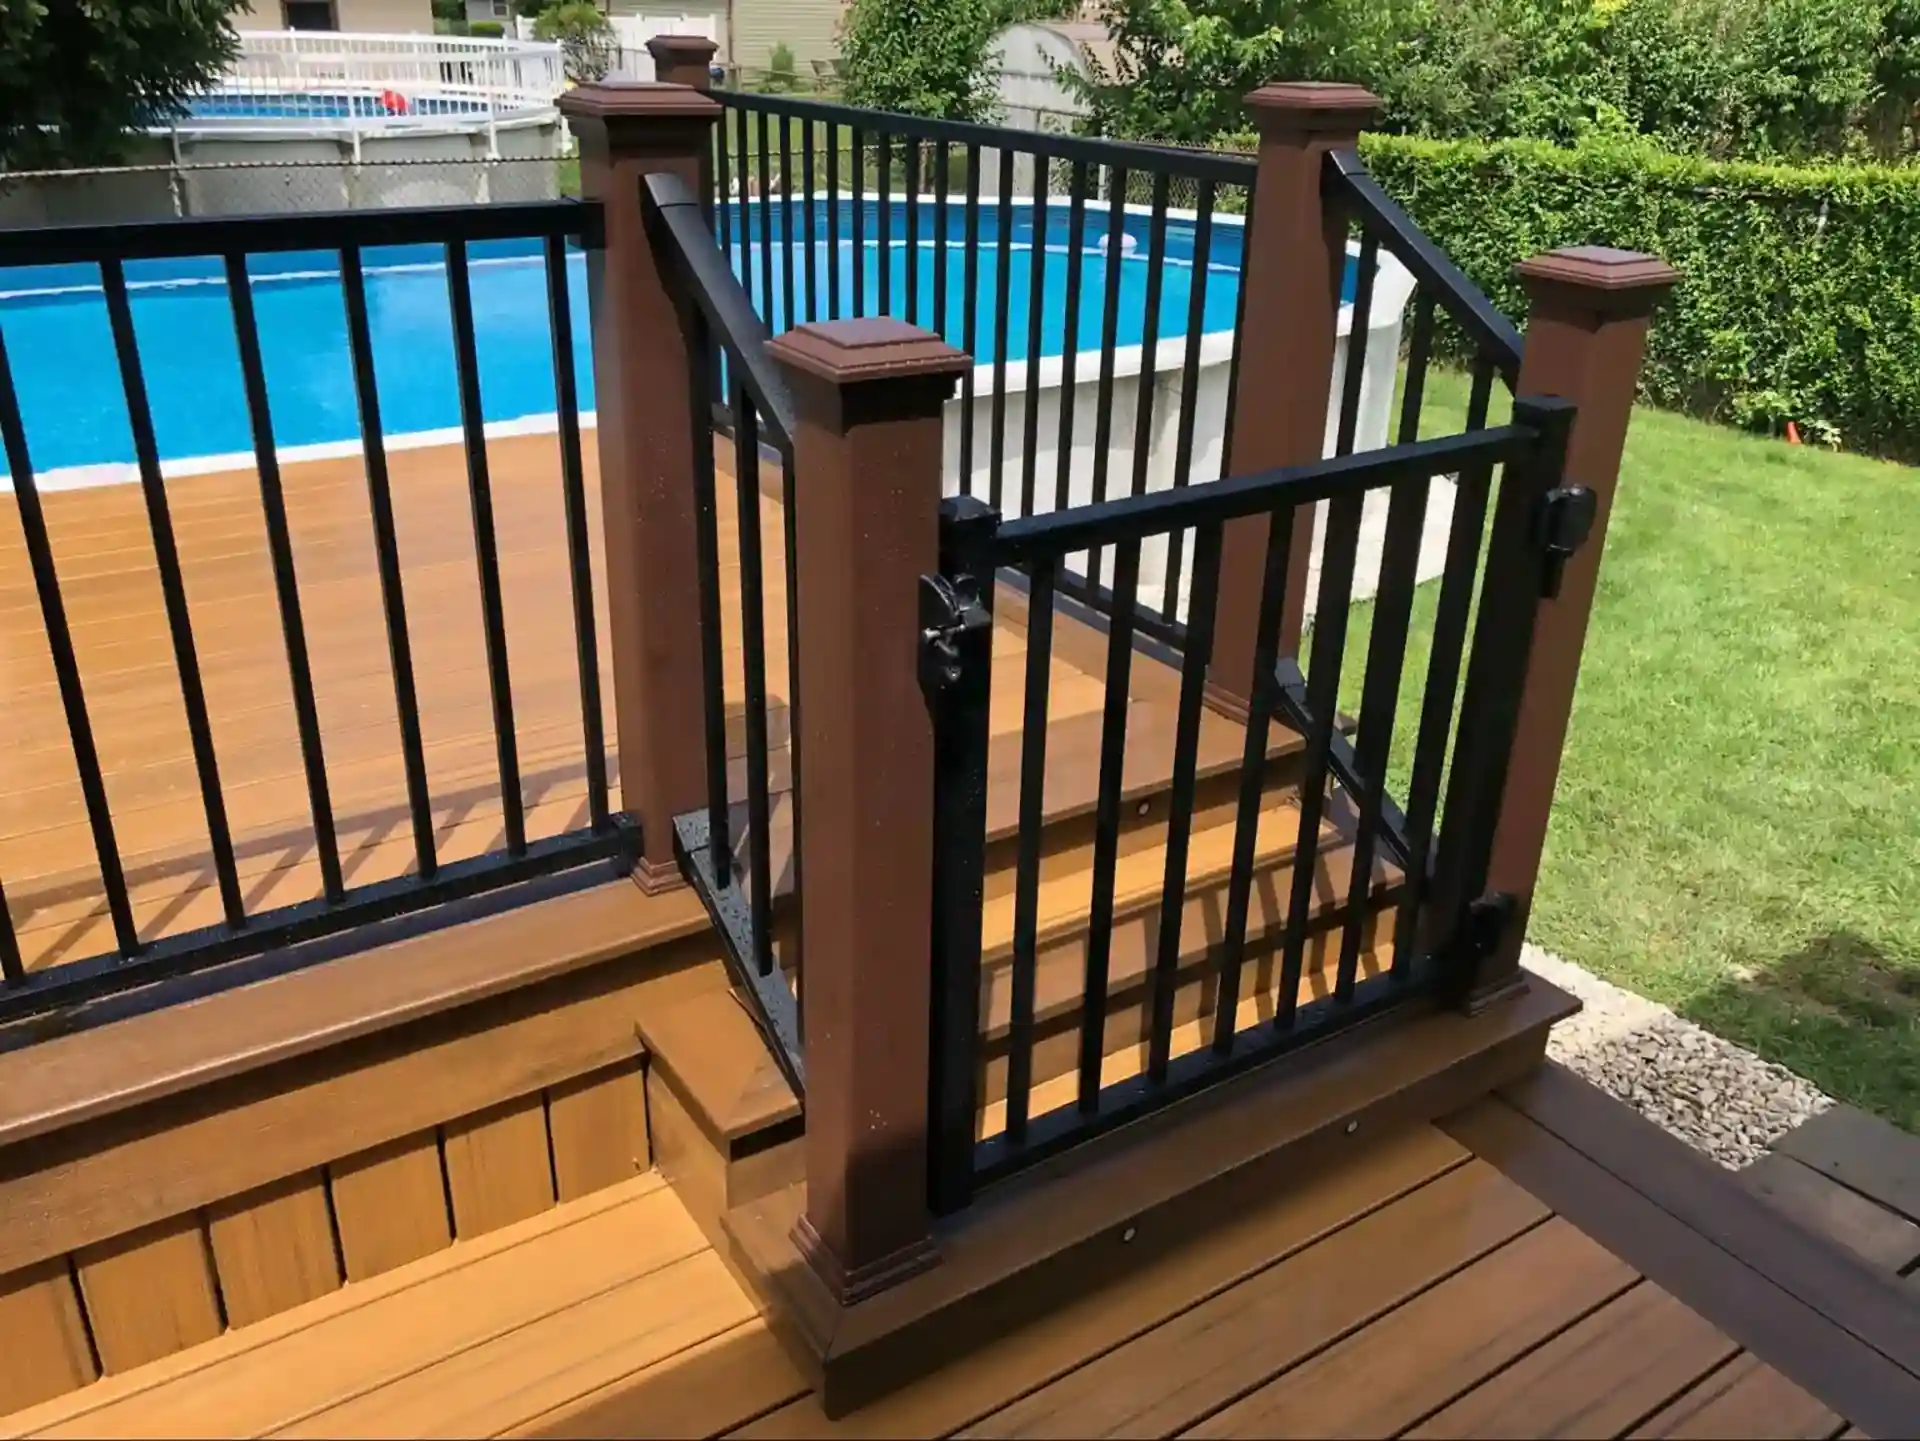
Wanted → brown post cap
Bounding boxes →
[556,81,720,125]
[647,33,719,87]
[768,318,971,387]
[1517,246,1679,321]
[1243,82,1382,138]
[647,33,719,63]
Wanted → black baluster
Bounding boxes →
[1147,524,1222,1080]
[1019,162,1049,520]
[445,240,526,855]
[101,258,244,928]
[1213,507,1294,1053]
[1161,179,1215,625]
[0,327,138,956]
[1393,358,1496,973]
[1088,166,1128,587]
[544,234,610,832]
[1076,538,1141,1111]
[340,245,437,879]
[989,160,1014,512]
[1335,291,1437,992]
[1005,556,1056,1142]
[225,252,342,901]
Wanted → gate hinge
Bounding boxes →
[1535,485,1598,598]
[918,573,991,702]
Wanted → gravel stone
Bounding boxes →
[1525,943,1833,1169]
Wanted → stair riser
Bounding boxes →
[974,908,1394,1108]
[980,750,1313,901]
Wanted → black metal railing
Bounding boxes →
[1320,144,1533,969]
[0,200,630,1024]
[925,392,1575,1209]
[645,171,806,1096]
[707,89,1256,645]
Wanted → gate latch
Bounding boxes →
[918,573,991,702]
[1463,892,1518,959]
[1535,485,1598,598]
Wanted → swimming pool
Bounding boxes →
[0,196,1397,486]
[186,92,502,122]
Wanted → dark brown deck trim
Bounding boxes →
[1444,1064,1920,1440]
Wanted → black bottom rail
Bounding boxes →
[0,819,638,1029]
[970,955,1438,1190]
[673,810,805,1097]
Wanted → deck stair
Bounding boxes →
[636,583,1524,1415]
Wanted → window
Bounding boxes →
[492,0,511,14]
[282,1,338,29]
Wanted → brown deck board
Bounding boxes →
[1743,1152,1920,1275]
[1181,1218,1638,1438]
[1443,1065,1920,1439]
[1775,1107,1920,1231]
[961,1160,1546,1438]
[1408,1280,1740,1438]
[1630,1353,1845,1439]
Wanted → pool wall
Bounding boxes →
[932,200,1415,616]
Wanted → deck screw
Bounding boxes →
[1345,1120,1360,1135]
[1136,800,1151,817]
[1122,1226,1137,1243]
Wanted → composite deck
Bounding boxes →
[0,434,1239,979]
[0,1080,1902,1440]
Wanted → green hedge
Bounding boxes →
[1359,133,1920,457]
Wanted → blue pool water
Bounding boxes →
[185,92,497,121]
[0,198,1285,476]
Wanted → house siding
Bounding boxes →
[732,0,841,71]
[235,0,436,32]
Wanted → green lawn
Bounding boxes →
[1336,367,1920,1128]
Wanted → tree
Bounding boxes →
[533,0,617,82]
[0,0,245,168]
[841,0,1005,119]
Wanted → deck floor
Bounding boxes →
[0,1101,1886,1440]
[0,434,1225,977]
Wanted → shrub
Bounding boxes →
[766,41,798,92]
[1361,131,1920,455]
[533,0,615,82]
[841,0,1002,120]
[467,20,505,38]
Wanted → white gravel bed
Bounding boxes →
[1526,943,1834,1169]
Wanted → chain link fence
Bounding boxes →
[0,153,576,229]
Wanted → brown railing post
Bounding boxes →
[765,317,970,1304]
[645,33,718,89]
[556,82,720,892]
[1467,246,1677,1007]
[1209,82,1382,718]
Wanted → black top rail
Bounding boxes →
[714,89,1259,186]
[993,424,1534,560]
[1324,150,1525,387]
[0,199,598,267]
[644,172,798,450]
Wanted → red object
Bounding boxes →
[1785,420,1802,445]
[379,89,410,116]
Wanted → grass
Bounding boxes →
[1334,366,1920,1128]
